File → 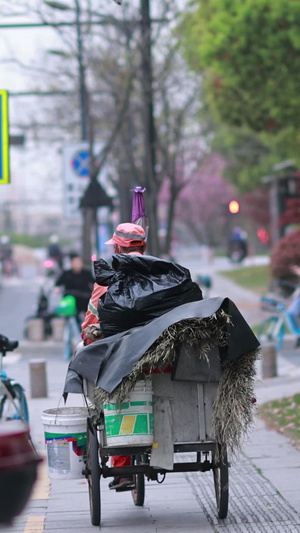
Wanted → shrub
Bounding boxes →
[10,234,50,248]
[270,229,300,291]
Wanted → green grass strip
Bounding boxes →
[217,265,270,294]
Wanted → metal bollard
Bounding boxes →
[261,341,277,379]
[27,319,44,342]
[29,359,48,398]
[51,318,65,342]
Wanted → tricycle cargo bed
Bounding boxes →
[152,373,218,444]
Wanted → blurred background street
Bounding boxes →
[2,250,300,532]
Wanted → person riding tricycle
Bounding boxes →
[81,222,203,490]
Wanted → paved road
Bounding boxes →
[2,255,300,532]
[0,277,40,340]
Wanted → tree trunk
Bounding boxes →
[165,186,176,257]
[143,190,159,256]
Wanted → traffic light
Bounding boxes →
[228,200,240,214]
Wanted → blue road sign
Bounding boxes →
[71,150,90,177]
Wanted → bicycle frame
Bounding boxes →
[0,352,28,423]
[258,308,300,351]
[271,315,285,338]
[63,316,82,361]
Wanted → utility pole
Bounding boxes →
[75,0,88,143]
[262,174,280,248]
[269,178,280,247]
[266,161,297,248]
[73,0,95,266]
[140,0,159,255]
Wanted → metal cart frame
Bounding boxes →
[82,343,229,527]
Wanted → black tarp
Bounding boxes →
[63,297,260,397]
[94,254,203,337]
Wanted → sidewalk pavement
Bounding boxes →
[214,266,300,525]
[6,341,300,532]
[211,267,300,518]
[3,267,300,532]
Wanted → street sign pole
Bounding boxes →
[0,90,10,185]
[62,143,90,220]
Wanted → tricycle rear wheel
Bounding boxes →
[86,420,101,526]
[131,455,145,506]
[213,444,229,519]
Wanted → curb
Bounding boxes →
[19,340,64,356]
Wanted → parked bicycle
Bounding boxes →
[0,334,29,422]
[258,286,300,350]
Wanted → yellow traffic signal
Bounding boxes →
[228,200,240,214]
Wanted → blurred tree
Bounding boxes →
[92,10,206,255]
[270,228,300,283]
[159,153,235,247]
[241,186,271,229]
[213,124,300,192]
[181,0,300,133]
[2,0,207,256]
[280,197,300,229]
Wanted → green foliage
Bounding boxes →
[213,125,300,191]
[270,228,300,280]
[8,234,71,248]
[8,234,49,248]
[181,0,300,132]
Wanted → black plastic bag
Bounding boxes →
[94,254,203,337]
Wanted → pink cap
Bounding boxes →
[105,223,146,247]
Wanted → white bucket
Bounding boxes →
[103,380,153,447]
[41,407,89,480]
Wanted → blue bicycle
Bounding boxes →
[258,293,300,350]
[55,296,82,360]
[0,334,29,422]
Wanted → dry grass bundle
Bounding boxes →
[92,310,260,455]
[213,348,259,458]
[93,309,229,407]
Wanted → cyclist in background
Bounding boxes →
[55,253,94,325]
[228,227,248,263]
